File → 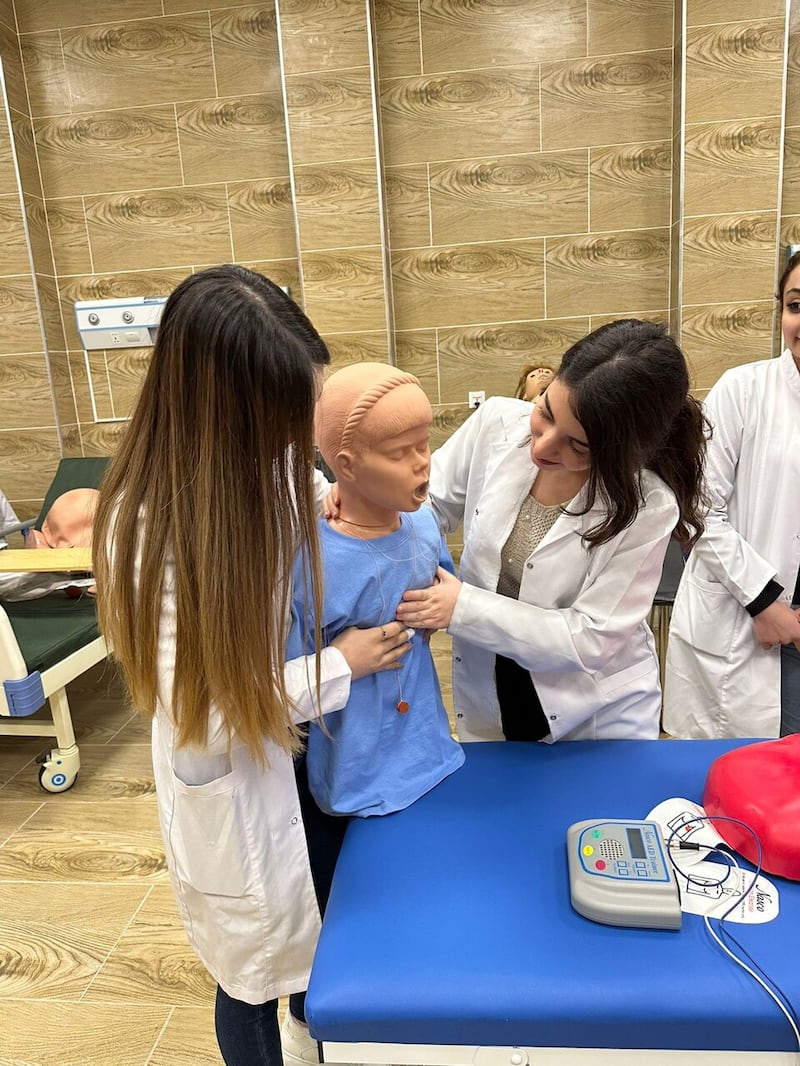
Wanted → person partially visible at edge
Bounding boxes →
[664,252,800,739]
[0,487,19,549]
[92,265,411,1066]
[394,319,709,743]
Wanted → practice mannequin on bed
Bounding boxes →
[0,488,98,600]
[24,488,98,550]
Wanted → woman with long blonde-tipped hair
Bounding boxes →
[93,264,411,1066]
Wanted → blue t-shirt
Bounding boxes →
[287,508,464,817]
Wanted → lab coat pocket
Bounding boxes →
[169,768,250,897]
[596,657,654,700]
[671,574,735,657]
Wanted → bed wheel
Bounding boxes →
[36,748,80,793]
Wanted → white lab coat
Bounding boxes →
[0,489,18,547]
[663,350,800,739]
[429,397,678,741]
[148,468,353,1005]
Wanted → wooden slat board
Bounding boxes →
[0,548,92,572]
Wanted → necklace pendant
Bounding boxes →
[396,699,410,714]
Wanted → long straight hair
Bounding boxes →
[93,265,329,761]
[558,319,708,548]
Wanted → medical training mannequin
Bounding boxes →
[290,363,463,812]
[0,488,98,600]
[284,362,464,1059]
[514,363,555,401]
[93,266,412,1066]
[24,487,98,550]
[392,319,708,742]
[664,252,800,739]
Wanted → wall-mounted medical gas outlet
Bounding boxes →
[75,296,167,350]
[468,390,485,408]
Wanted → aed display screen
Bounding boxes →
[626,827,646,859]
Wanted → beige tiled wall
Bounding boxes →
[0,4,64,520]
[376,0,674,442]
[677,1,788,395]
[0,0,796,511]
[9,0,300,515]
[278,1,392,370]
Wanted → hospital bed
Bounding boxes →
[307,739,800,1065]
[0,457,108,792]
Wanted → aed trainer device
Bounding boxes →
[567,819,682,930]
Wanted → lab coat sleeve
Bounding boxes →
[439,535,455,577]
[690,374,777,606]
[285,645,351,724]
[449,485,678,676]
[313,466,331,512]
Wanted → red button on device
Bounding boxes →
[595,859,606,871]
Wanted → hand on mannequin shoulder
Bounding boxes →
[321,481,340,520]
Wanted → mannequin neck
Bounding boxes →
[329,491,401,539]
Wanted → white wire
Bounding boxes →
[666,815,800,1053]
[703,913,800,1049]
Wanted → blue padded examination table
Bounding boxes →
[306,740,800,1064]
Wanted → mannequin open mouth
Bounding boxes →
[413,482,429,502]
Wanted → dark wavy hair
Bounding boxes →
[777,249,800,301]
[558,319,708,548]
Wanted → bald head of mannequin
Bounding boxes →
[316,362,433,530]
[316,363,432,472]
[26,488,99,550]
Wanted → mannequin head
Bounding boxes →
[316,362,432,530]
[514,363,555,401]
[26,488,99,549]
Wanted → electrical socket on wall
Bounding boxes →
[468,390,485,408]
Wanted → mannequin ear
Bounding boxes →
[337,450,358,482]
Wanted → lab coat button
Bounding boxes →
[454,655,461,662]
[291,817,298,825]
[549,715,556,721]
[526,562,533,569]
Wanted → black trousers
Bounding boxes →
[495,653,550,741]
[289,751,349,1019]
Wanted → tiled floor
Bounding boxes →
[0,659,225,1065]
[0,633,456,1066]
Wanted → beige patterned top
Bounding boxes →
[496,494,562,600]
